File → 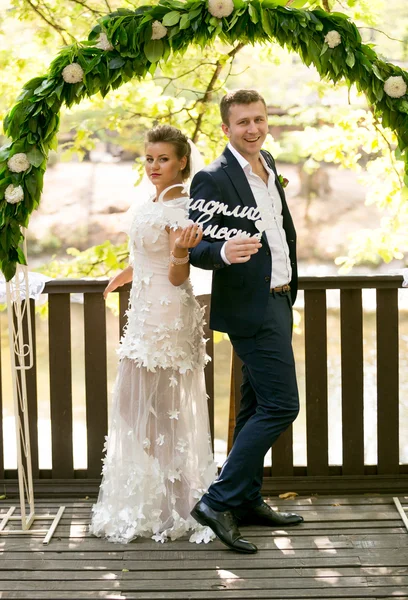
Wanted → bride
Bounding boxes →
[90,125,217,544]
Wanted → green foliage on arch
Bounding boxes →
[0,0,407,280]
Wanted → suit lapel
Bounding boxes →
[221,147,258,210]
[261,149,285,202]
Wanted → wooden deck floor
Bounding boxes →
[0,494,407,599]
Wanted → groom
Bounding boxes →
[189,90,303,554]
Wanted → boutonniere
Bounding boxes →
[278,174,289,188]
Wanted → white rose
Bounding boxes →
[151,21,168,40]
[208,0,234,19]
[62,63,84,84]
[95,32,114,51]
[324,30,342,49]
[5,184,24,204]
[384,75,407,99]
[7,153,30,173]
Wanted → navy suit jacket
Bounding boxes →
[189,146,297,337]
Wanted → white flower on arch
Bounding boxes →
[62,63,84,84]
[324,30,342,49]
[96,32,114,51]
[151,21,168,40]
[384,76,407,98]
[7,153,30,173]
[5,184,24,204]
[208,0,234,18]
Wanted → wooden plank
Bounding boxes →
[123,592,406,599]
[2,473,408,497]
[0,594,384,600]
[2,529,408,549]
[260,474,408,495]
[118,289,129,338]
[48,294,74,478]
[2,495,399,507]
[0,592,394,600]
[84,294,108,478]
[3,575,404,592]
[20,526,406,540]
[0,537,358,553]
[1,590,126,600]
[376,289,399,475]
[0,594,126,600]
[0,577,378,591]
[0,557,362,571]
[304,290,329,476]
[340,289,364,475]
[1,566,407,581]
[122,575,408,591]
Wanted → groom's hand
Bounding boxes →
[225,236,262,264]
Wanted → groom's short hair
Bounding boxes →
[220,90,267,125]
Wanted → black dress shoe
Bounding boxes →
[191,500,258,554]
[238,501,304,527]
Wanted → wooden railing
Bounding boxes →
[0,275,406,495]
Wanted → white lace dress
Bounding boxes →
[90,193,217,544]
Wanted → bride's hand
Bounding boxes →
[174,223,203,250]
[103,277,120,299]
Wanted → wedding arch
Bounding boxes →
[0,0,407,542]
[1,0,408,280]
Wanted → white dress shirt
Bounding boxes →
[220,143,292,288]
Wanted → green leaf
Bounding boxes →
[0,145,12,162]
[84,55,101,75]
[144,40,164,63]
[49,136,58,152]
[320,43,328,57]
[25,170,42,199]
[399,100,408,114]
[2,259,16,283]
[33,79,55,96]
[346,51,355,69]
[119,27,128,46]
[248,5,259,25]
[188,8,202,20]
[162,11,181,27]
[26,148,44,168]
[260,9,273,37]
[372,64,384,81]
[179,13,190,30]
[17,246,27,266]
[288,0,309,7]
[109,57,126,69]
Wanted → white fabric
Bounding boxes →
[187,139,206,183]
[221,143,291,287]
[0,271,52,304]
[90,192,217,544]
[403,268,408,288]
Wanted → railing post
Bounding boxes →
[304,289,329,476]
[49,294,74,479]
[376,288,399,475]
[84,294,108,479]
[340,289,364,475]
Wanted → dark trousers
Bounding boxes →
[202,291,299,513]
